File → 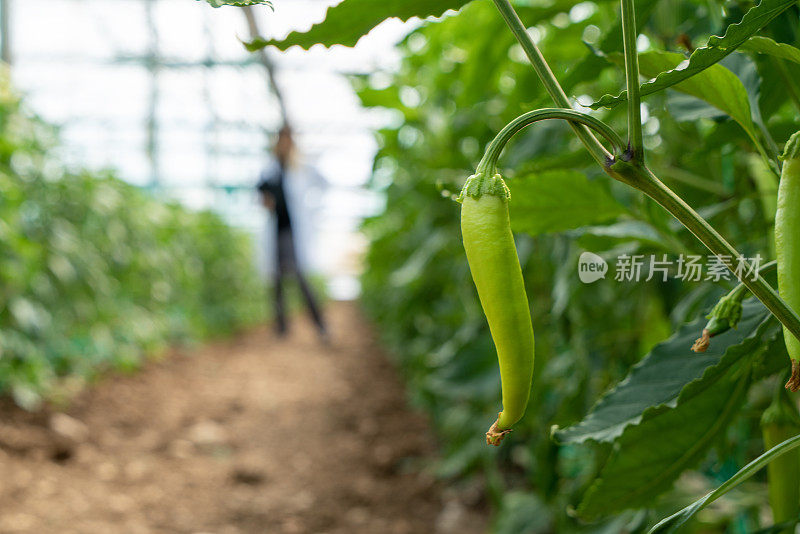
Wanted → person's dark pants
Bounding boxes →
[273,229,325,335]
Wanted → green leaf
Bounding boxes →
[554,299,772,445]
[741,36,800,65]
[588,0,796,109]
[573,220,671,251]
[201,0,271,7]
[245,0,471,50]
[649,433,800,534]
[552,299,781,518]
[667,93,727,122]
[508,170,625,236]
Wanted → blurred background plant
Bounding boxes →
[0,70,265,408]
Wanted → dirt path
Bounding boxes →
[0,303,488,534]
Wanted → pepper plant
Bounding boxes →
[230,0,800,530]
[0,70,265,408]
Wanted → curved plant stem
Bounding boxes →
[620,0,643,159]
[491,0,612,166]
[477,109,626,175]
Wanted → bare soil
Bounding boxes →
[0,302,488,534]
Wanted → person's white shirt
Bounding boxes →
[257,157,328,277]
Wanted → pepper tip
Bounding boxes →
[486,417,512,446]
[691,329,711,353]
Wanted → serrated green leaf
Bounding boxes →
[588,0,796,109]
[554,299,781,518]
[741,36,800,64]
[578,371,750,518]
[508,171,625,236]
[649,433,800,534]
[554,299,772,445]
[245,0,471,51]
[600,51,758,142]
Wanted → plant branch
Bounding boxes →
[491,0,612,166]
[610,160,800,383]
[620,0,643,159]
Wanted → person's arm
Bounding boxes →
[257,168,277,211]
[260,191,275,211]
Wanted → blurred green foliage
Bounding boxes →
[358,0,800,531]
[0,71,265,408]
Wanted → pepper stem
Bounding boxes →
[476,108,625,176]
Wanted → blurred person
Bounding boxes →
[257,125,327,341]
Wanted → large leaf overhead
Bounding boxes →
[593,50,761,146]
[588,0,796,108]
[633,51,758,141]
[245,0,472,50]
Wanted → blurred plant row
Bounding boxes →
[0,72,265,409]
[358,0,799,531]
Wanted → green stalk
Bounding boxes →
[491,0,612,166]
[620,0,644,159]
[611,160,800,387]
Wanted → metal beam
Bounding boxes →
[1,0,11,65]
[241,5,289,128]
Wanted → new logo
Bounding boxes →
[578,251,608,283]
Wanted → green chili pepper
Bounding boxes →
[691,260,778,353]
[458,172,535,446]
[761,386,800,529]
[691,292,745,353]
[777,132,800,391]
